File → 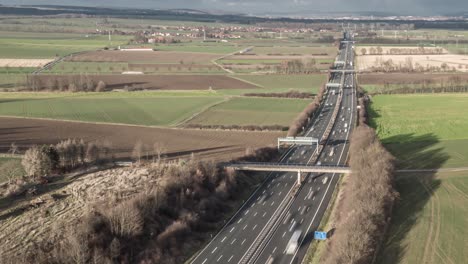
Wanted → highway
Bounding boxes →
[190,33,356,264]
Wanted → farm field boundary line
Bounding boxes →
[0,115,287,135]
[397,167,468,173]
[174,96,231,127]
[212,46,254,74]
[229,75,265,88]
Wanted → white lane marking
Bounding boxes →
[282,231,286,238]
[317,187,321,191]
[254,212,258,217]
[217,255,223,262]
[271,201,275,206]
[244,209,250,215]
[229,227,235,233]
[273,247,278,254]
[202,259,207,264]
[237,218,242,224]
[221,236,227,242]
[228,255,234,262]
[231,238,236,245]
[279,191,282,196]
[211,247,217,254]
[243,224,248,230]
[289,57,356,264]
[241,239,246,245]
[262,212,267,217]
[300,219,304,224]
[289,220,296,231]
[190,146,296,264]
[253,224,258,230]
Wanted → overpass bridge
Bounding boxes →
[225,162,351,184]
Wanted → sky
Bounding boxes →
[2,0,468,16]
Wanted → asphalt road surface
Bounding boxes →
[190,35,356,264]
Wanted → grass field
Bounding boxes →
[0,93,224,126]
[377,171,468,264]
[0,31,131,59]
[0,74,28,90]
[187,97,309,126]
[153,44,242,54]
[370,94,468,168]
[229,74,326,94]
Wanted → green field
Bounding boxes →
[0,31,131,59]
[153,44,242,54]
[370,94,468,168]
[0,92,224,126]
[0,74,28,90]
[223,74,326,95]
[219,59,284,65]
[187,97,309,126]
[377,171,468,264]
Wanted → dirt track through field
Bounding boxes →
[0,117,283,162]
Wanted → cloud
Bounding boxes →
[1,0,467,15]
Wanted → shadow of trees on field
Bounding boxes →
[375,132,448,264]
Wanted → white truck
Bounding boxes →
[286,230,302,254]
[329,147,335,157]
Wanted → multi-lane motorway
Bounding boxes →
[191,33,356,264]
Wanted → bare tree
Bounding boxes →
[153,142,167,163]
[8,143,18,155]
[361,48,367,55]
[0,160,23,184]
[96,80,106,92]
[132,141,144,163]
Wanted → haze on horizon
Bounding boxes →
[2,0,468,16]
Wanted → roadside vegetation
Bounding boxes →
[320,121,397,264]
[1,142,279,263]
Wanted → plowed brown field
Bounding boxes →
[67,50,219,64]
[31,74,258,90]
[0,117,283,161]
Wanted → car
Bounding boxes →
[322,176,329,184]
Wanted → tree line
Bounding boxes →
[274,59,322,74]
[367,56,465,73]
[243,90,313,99]
[322,90,397,264]
[184,124,288,132]
[21,139,112,179]
[361,46,444,56]
[25,75,107,92]
[287,83,327,136]
[371,78,468,95]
